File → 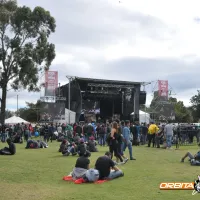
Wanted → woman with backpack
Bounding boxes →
[108,122,124,163]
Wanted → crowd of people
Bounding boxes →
[1,120,200,182]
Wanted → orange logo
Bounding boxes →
[160,182,194,190]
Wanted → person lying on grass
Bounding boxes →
[0,138,16,155]
[25,140,48,149]
[181,151,200,164]
[95,151,124,180]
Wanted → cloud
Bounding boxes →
[3,0,200,111]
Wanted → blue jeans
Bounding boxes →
[107,170,123,180]
[68,146,76,154]
[141,134,147,144]
[123,141,133,159]
[99,134,105,146]
[1,133,6,142]
[84,135,90,142]
[166,135,172,148]
[120,143,124,155]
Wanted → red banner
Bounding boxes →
[45,71,58,96]
[158,80,168,98]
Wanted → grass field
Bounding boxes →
[0,141,200,200]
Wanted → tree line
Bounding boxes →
[141,90,200,123]
[4,90,200,123]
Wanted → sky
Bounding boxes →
[3,0,200,111]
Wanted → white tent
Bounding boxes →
[131,110,150,124]
[5,116,30,124]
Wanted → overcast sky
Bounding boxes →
[4,0,200,111]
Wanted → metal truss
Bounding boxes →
[87,83,135,88]
[87,91,120,95]
[40,96,55,102]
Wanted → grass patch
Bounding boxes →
[0,142,200,200]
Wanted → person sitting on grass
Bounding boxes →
[62,141,77,156]
[87,136,98,152]
[71,150,91,180]
[73,133,80,145]
[95,152,124,180]
[59,139,67,152]
[12,132,23,144]
[0,138,16,155]
[77,138,87,156]
[181,151,200,164]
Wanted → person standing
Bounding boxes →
[123,120,136,160]
[99,124,106,146]
[109,122,124,163]
[164,121,174,149]
[141,123,148,145]
[155,124,164,148]
[148,121,159,147]
[48,124,54,143]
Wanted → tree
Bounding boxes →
[190,90,200,122]
[169,97,192,123]
[17,100,41,122]
[5,109,14,118]
[0,0,56,124]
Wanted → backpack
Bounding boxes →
[107,127,111,134]
[99,127,105,134]
[106,132,111,143]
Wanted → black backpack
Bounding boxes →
[106,132,111,143]
[99,127,105,134]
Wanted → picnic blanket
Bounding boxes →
[63,176,108,184]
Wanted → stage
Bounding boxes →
[58,77,146,122]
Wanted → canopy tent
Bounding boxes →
[131,110,150,124]
[5,116,30,124]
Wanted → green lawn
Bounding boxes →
[0,141,200,200]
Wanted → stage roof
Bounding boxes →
[64,76,142,86]
[75,77,141,85]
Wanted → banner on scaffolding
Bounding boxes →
[158,80,168,100]
[45,71,58,97]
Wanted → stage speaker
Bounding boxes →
[100,100,112,117]
[139,91,146,105]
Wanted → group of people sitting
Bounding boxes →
[0,138,48,156]
[59,136,98,156]
[68,151,124,183]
